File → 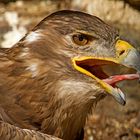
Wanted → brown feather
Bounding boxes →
[0,10,118,140]
[0,121,61,140]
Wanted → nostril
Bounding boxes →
[119,50,125,56]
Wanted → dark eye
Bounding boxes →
[72,34,88,46]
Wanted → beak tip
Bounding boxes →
[112,88,126,106]
[121,100,126,106]
[117,96,126,106]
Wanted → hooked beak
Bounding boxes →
[72,40,140,105]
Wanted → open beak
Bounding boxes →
[72,40,140,105]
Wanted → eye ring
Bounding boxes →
[72,34,88,46]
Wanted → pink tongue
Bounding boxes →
[103,74,139,86]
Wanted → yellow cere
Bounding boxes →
[115,40,135,61]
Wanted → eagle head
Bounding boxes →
[1,10,140,140]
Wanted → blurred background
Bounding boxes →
[0,0,140,140]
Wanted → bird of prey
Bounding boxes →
[0,10,140,140]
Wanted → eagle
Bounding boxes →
[0,10,139,140]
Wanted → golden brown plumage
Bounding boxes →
[0,121,61,140]
[0,10,139,140]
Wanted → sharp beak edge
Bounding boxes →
[72,40,140,105]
